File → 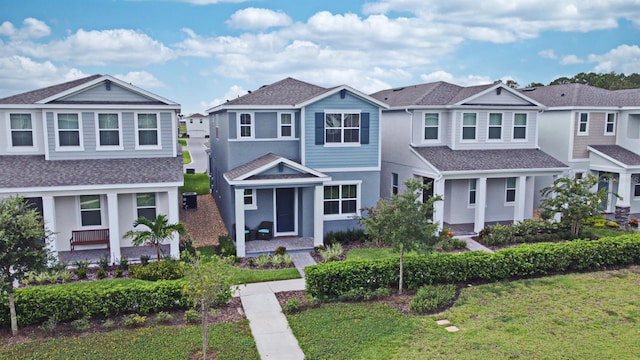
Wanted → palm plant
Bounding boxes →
[123,214,186,261]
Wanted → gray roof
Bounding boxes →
[589,145,640,166]
[369,81,495,107]
[223,77,331,106]
[412,146,568,172]
[0,155,183,189]
[0,75,102,104]
[519,83,640,107]
[225,153,284,180]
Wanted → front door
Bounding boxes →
[276,188,296,234]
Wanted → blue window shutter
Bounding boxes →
[315,112,324,145]
[361,113,370,144]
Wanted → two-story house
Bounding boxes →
[207,77,387,256]
[522,84,640,221]
[184,113,209,138]
[0,75,184,263]
[370,82,568,234]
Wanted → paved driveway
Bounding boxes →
[183,137,209,173]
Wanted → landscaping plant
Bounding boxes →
[123,214,186,261]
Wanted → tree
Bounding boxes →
[539,174,614,236]
[0,196,50,336]
[123,214,185,261]
[183,256,234,360]
[358,178,442,294]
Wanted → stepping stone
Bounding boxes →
[436,319,451,326]
[445,326,460,332]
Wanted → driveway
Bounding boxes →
[182,137,209,173]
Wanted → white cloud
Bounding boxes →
[227,8,292,30]
[538,49,557,59]
[202,84,248,109]
[588,44,640,73]
[0,18,50,40]
[559,55,584,65]
[0,56,87,96]
[419,70,495,86]
[114,71,165,89]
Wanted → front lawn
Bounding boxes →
[182,150,191,164]
[180,173,210,195]
[178,139,187,146]
[287,266,640,359]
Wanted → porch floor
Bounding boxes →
[445,221,513,236]
[245,237,314,257]
[59,244,170,265]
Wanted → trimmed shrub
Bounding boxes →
[129,259,186,281]
[318,243,343,263]
[479,219,576,247]
[255,254,270,267]
[218,235,236,257]
[274,246,287,255]
[337,287,390,302]
[123,314,147,327]
[324,228,368,245]
[70,317,91,332]
[183,309,200,324]
[155,311,174,324]
[282,298,300,314]
[410,284,457,314]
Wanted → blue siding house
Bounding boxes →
[207,78,387,256]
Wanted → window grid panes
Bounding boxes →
[10,114,33,147]
[136,193,156,220]
[506,178,516,203]
[634,183,640,197]
[325,112,360,144]
[323,184,358,215]
[462,113,477,140]
[424,113,439,140]
[240,113,252,137]
[80,195,101,227]
[58,113,80,146]
[606,113,615,134]
[98,113,120,146]
[488,113,502,140]
[469,179,477,205]
[578,113,588,134]
[392,173,399,195]
[244,189,254,206]
[280,113,293,137]
[513,113,527,139]
[137,114,158,146]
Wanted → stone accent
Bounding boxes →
[615,206,631,227]
[445,326,460,332]
[436,319,451,326]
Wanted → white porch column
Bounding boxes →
[42,196,58,260]
[167,188,180,259]
[474,177,487,233]
[514,175,527,222]
[433,178,445,231]
[107,193,121,263]
[234,188,246,257]
[553,174,562,222]
[313,185,324,247]
[617,173,631,207]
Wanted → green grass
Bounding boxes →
[346,247,419,261]
[178,139,187,146]
[180,173,210,195]
[287,266,640,360]
[182,151,192,164]
[587,225,629,239]
[0,321,259,360]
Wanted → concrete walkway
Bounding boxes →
[182,137,209,173]
[290,252,317,277]
[458,235,494,253]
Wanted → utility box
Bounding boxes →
[182,192,197,209]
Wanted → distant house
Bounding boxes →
[184,113,209,138]
[0,75,183,262]
[370,82,568,233]
[207,77,387,256]
[522,84,640,220]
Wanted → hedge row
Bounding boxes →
[305,234,640,299]
[0,279,189,327]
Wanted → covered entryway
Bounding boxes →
[276,188,296,235]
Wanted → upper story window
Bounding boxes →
[424,113,439,141]
[605,113,616,135]
[469,179,477,206]
[136,113,159,148]
[215,114,219,139]
[488,113,503,140]
[56,113,82,149]
[324,183,359,218]
[279,112,294,138]
[199,119,203,124]
[505,177,516,204]
[513,113,527,140]
[9,113,34,147]
[634,181,640,197]
[462,113,477,141]
[239,113,253,138]
[97,113,122,149]
[136,193,157,221]
[325,111,360,144]
[244,189,257,210]
[190,119,193,123]
[79,195,102,227]
[578,113,589,135]
[392,173,399,195]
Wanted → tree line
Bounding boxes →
[499,72,640,90]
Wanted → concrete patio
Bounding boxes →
[244,236,314,257]
[58,244,170,265]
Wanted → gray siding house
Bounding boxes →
[522,84,640,218]
[371,82,568,233]
[0,75,183,262]
[208,77,387,256]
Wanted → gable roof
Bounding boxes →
[224,153,329,185]
[588,145,640,168]
[518,83,621,107]
[0,75,102,104]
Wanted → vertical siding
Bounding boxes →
[572,112,616,159]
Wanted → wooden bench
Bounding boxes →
[70,229,110,252]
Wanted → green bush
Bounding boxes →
[409,284,457,314]
[451,238,467,250]
[101,319,116,329]
[183,309,200,324]
[479,220,576,246]
[218,235,236,257]
[282,298,300,314]
[123,314,147,327]
[256,254,270,267]
[318,243,343,262]
[305,234,640,300]
[337,287,390,302]
[155,311,174,323]
[129,259,186,281]
[97,268,106,279]
[274,246,287,255]
[324,228,368,245]
[271,254,284,267]
[98,255,110,271]
[70,317,91,331]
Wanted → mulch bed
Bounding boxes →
[180,194,228,248]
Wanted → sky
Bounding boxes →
[1,0,639,115]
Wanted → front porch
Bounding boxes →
[446,220,514,236]
[59,245,170,265]
[244,236,314,257]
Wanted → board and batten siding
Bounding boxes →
[572,112,616,159]
[452,110,538,150]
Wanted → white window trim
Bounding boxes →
[54,112,84,151]
[512,113,528,141]
[486,113,504,142]
[6,112,38,153]
[278,112,296,139]
[324,109,361,147]
[423,112,440,143]
[135,112,161,150]
[468,179,477,208]
[237,112,254,139]
[135,192,158,220]
[243,188,257,210]
[215,114,220,140]
[505,178,516,206]
[78,194,105,229]
[604,113,616,136]
[323,180,362,221]
[95,112,124,151]
[577,112,589,136]
[392,173,399,195]
[461,112,478,143]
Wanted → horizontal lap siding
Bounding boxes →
[60,83,153,102]
[572,112,616,159]
[453,110,538,150]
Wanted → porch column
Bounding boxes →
[42,196,58,260]
[474,177,487,233]
[313,185,324,247]
[553,174,562,222]
[433,178,445,230]
[167,189,180,258]
[106,193,121,263]
[514,175,527,222]
[234,188,246,257]
[615,173,632,226]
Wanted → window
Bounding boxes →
[488,113,503,140]
[239,113,252,138]
[199,119,203,124]
[80,195,101,227]
[190,119,193,123]
[505,178,516,203]
[137,113,159,146]
[392,173,399,195]
[9,113,33,147]
[423,113,439,140]
[97,113,121,147]
[578,113,589,135]
[513,113,527,140]
[325,111,360,144]
[462,113,477,140]
[57,113,81,147]
[634,182,640,197]
[244,189,256,210]
[136,193,157,220]
[215,115,219,139]
[605,113,616,135]
[279,113,294,138]
[324,184,358,216]
[469,179,477,205]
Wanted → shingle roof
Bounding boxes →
[589,145,640,166]
[518,83,640,107]
[223,77,330,106]
[0,75,103,104]
[412,146,568,172]
[225,153,284,180]
[0,155,183,189]
[369,81,496,107]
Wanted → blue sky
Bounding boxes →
[1,0,639,115]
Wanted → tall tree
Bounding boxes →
[358,178,442,294]
[0,196,50,336]
[123,214,186,261]
[548,72,640,90]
